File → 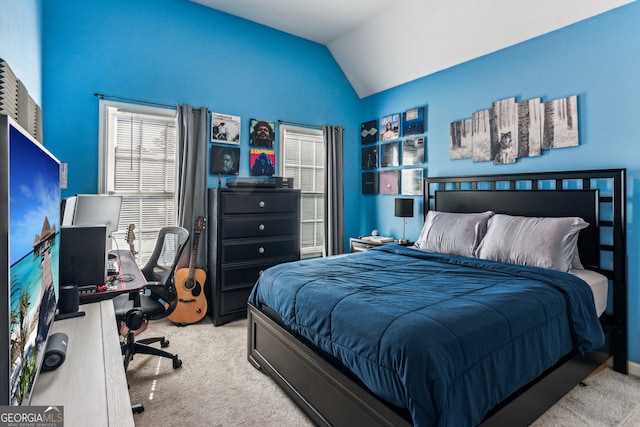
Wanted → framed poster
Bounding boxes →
[210,145,239,175]
[249,148,276,176]
[401,168,423,195]
[249,119,275,147]
[379,170,399,195]
[380,114,400,141]
[362,146,378,170]
[402,107,425,136]
[360,119,378,144]
[211,112,240,144]
[362,171,379,194]
[402,137,425,165]
[380,141,399,167]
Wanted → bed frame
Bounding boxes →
[247,168,627,426]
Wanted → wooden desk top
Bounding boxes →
[30,300,134,427]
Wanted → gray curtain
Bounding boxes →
[323,125,345,256]
[176,104,209,269]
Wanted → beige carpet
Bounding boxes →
[126,317,640,426]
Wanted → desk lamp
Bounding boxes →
[395,198,414,244]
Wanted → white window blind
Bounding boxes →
[99,100,177,265]
[280,125,325,258]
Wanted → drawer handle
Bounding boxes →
[258,247,265,254]
[258,224,265,231]
[259,201,265,208]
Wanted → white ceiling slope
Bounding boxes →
[191,0,635,98]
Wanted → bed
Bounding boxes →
[247,169,627,426]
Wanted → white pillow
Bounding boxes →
[475,214,589,272]
[415,210,495,257]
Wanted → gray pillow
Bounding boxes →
[475,214,589,272]
[415,210,495,257]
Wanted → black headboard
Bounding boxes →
[424,169,627,373]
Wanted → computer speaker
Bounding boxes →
[58,284,79,314]
[42,332,69,372]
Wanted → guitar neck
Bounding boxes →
[187,231,200,279]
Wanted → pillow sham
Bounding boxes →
[414,210,495,257]
[475,214,589,272]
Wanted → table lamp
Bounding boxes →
[395,198,414,244]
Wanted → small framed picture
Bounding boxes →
[211,113,240,144]
[380,141,400,167]
[249,118,275,147]
[379,170,399,195]
[402,137,425,165]
[361,119,378,144]
[362,146,378,170]
[249,148,276,176]
[210,145,240,175]
[402,107,425,136]
[401,168,423,195]
[380,114,400,141]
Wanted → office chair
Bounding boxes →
[112,226,190,372]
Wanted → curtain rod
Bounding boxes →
[277,119,322,130]
[94,93,177,110]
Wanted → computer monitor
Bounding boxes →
[61,194,122,234]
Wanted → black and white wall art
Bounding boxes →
[451,94,579,164]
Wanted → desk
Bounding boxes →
[80,249,146,304]
[30,300,135,427]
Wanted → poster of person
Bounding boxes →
[249,118,275,147]
[210,145,239,175]
[249,148,276,176]
[379,114,400,141]
[211,112,240,144]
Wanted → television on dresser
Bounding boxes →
[0,115,61,405]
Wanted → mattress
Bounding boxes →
[571,268,608,316]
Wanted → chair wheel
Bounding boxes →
[161,339,170,348]
[132,404,145,414]
[173,356,182,369]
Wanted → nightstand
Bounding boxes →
[349,237,413,253]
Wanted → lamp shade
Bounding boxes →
[394,198,414,218]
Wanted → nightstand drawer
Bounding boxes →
[222,192,298,214]
[221,237,299,263]
[221,214,298,239]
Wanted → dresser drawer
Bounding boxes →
[220,259,297,291]
[221,192,298,214]
[221,214,298,239]
[221,237,299,263]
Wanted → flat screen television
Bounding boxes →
[0,114,61,405]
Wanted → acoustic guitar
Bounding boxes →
[168,216,208,325]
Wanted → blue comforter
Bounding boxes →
[249,245,605,426]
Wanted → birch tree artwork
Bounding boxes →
[450,94,579,164]
[541,95,579,149]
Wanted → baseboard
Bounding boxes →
[605,357,640,377]
[627,360,640,377]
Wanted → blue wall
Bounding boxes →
[5,1,640,364]
[362,2,640,365]
[40,0,362,243]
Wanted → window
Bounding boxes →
[98,100,177,265]
[279,125,325,258]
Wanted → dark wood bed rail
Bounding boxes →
[424,168,627,374]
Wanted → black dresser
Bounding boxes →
[207,187,301,325]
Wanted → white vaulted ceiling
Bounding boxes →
[191,0,635,98]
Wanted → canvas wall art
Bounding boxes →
[211,112,240,144]
[361,119,378,144]
[380,114,400,141]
